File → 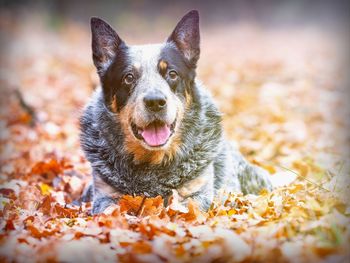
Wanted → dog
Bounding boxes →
[80,10,272,214]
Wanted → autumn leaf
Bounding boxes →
[30,159,64,176]
[0,188,16,198]
[4,220,15,231]
[119,195,164,216]
[38,195,52,215]
[53,204,79,218]
[131,241,152,254]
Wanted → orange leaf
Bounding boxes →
[30,159,63,176]
[23,215,35,226]
[54,204,79,218]
[26,225,42,239]
[119,195,164,216]
[26,225,57,239]
[178,200,204,222]
[131,241,152,254]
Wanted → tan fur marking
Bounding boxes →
[110,95,118,113]
[177,164,213,197]
[94,175,121,199]
[185,89,192,107]
[133,62,141,70]
[159,60,168,72]
[124,134,182,165]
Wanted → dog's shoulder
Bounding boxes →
[79,87,118,160]
[80,87,105,124]
[180,80,223,153]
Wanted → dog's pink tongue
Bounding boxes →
[141,123,171,146]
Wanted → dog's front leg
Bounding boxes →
[92,172,121,214]
[177,164,214,210]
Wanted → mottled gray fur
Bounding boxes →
[80,84,272,213]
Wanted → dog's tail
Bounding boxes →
[228,141,273,195]
[238,164,273,195]
[229,140,296,193]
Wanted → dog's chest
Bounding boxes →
[101,155,211,197]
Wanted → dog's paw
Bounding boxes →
[92,196,117,215]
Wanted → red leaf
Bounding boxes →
[17,238,29,244]
[4,220,15,231]
[0,188,15,198]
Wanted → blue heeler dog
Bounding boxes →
[80,10,272,214]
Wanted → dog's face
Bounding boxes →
[91,11,200,162]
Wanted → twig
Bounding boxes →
[136,196,147,217]
[333,160,345,192]
[14,88,36,126]
[274,164,331,193]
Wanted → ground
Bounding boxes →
[0,11,349,263]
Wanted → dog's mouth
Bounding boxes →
[131,119,176,147]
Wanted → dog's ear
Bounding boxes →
[167,10,200,67]
[91,17,123,75]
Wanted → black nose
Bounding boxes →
[143,93,167,112]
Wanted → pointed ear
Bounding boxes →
[167,10,200,67]
[91,17,123,75]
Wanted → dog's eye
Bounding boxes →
[168,70,178,80]
[124,74,135,85]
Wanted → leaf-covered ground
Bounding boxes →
[0,12,349,263]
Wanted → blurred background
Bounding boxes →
[0,0,349,195]
[1,0,350,29]
[0,2,350,261]
[1,0,349,52]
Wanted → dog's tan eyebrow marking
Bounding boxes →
[133,61,141,70]
[158,60,168,74]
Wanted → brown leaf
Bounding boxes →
[38,195,52,215]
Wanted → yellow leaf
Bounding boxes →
[39,183,52,196]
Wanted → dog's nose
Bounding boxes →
[143,93,167,112]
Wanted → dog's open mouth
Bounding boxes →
[131,120,176,147]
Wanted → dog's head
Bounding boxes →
[91,10,200,163]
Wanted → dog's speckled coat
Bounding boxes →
[80,10,272,214]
